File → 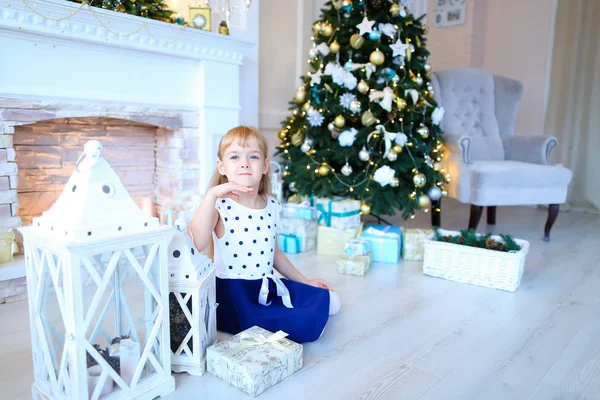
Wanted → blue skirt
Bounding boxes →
[216,277,330,343]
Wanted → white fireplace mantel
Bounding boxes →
[0,0,255,286]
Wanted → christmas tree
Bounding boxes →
[71,0,175,22]
[275,0,449,219]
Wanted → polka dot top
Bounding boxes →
[213,195,282,280]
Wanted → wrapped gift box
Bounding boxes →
[403,228,434,261]
[315,197,361,230]
[359,225,402,264]
[317,225,360,256]
[344,238,371,257]
[277,217,317,253]
[281,203,318,220]
[336,254,371,276]
[206,326,303,397]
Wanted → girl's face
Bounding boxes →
[217,137,269,188]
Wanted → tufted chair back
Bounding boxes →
[430,68,524,162]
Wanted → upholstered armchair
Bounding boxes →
[430,68,572,241]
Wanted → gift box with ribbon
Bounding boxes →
[344,238,371,257]
[206,325,303,397]
[315,197,361,230]
[402,228,434,261]
[317,225,360,256]
[359,225,402,263]
[281,203,318,221]
[277,217,317,253]
[336,254,371,276]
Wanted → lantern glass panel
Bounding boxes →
[169,292,193,355]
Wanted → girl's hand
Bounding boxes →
[210,182,254,201]
[306,279,333,291]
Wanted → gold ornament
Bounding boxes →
[395,97,407,110]
[418,194,431,209]
[442,189,448,197]
[414,74,424,86]
[360,203,371,215]
[302,101,312,112]
[350,33,365,49]
[392,144,403,154]
[424,62,432,72]
[413,173,426,188]
[387,150,398,162]
[342,0,353,7]
[313,21,322,34]
[369,49,385,66]
[390,3,400,16]
[390,177,400,187]
[318,163,331,176]
[291,131,304,146]
[357,80,369,94]
[330,40,341,54]
[417,124,430,139]
[294,87,306,103]
[334,115,346,128]
[277,129,287,140]
[361,110,377,127]
[322,23,333,37]
[218,21,229,35]
[433,161,443,171]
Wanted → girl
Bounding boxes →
[189,126,340,343]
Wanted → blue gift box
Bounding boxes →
[281,204,318,220]
[278,233,302,254]
[359,225,402,263]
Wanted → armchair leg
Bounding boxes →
[431,199,441,228]
[487,206,497,225]
[544,204,560,242]
[468,205,484,230]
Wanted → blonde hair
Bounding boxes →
[207,126,272,258]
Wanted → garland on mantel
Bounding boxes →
[68,0,176,23]
[17,0,187,45]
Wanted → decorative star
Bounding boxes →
[356,17,375,36]
[310,69,322,85]
[390,39,409,57]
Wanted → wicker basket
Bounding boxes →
[422,229,530,292]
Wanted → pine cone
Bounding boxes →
[485,237,505,252]
[331,127,342,139]
[388,108,398,122]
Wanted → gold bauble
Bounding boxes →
[350,33,365,49]
[291,132,304,147]
[392,144,403,154]
[334,115,346,128]
[342,0,352,7]
[294,87,306,103]
[369,49,385,66]
[313,21,322,34]
[360,203,371,215]
[442,189,448,197]
[390,177,400,187]
[330,40,341,54]
[302,101,312,112]
[417,124,430,139]
[277,129,287,140]
[322,23,333,37]
[418,194,431,209]
[390,3,400,16]
[413,173,427,188]
[361,110,377,127]
[395,97,407,110]
[387,150,398,162]
[433,161,443,171]
[357,80,369,94]
[318,163,331,176]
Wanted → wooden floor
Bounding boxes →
[1,199,599,400]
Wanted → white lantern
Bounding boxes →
[270,161,284,203]
[19,141,175,400]
[168,218,217,376]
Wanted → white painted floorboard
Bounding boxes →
[1,199,599,400]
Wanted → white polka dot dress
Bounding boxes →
[212,195,331,343]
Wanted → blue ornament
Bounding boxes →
[369,29,381,41]
[341,5,353,12]
[344,60,354,71]
[175,17,185,25]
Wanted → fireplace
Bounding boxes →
[0,0,253,302]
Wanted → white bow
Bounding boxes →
[368,124,400,158]
[363,226,400,238]
[239,329,289,346]
[350,62,377,79]
[369,87,396,112]
[259,274,294,308]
